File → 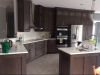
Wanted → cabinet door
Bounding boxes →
[44,40,47,54]
[39,15,44,29]
[44,8,54,31]
[24,10,30,31]
[30,43,35,60]
[35,42,44,58]
[69,11,76,17]
[64,17,69,25]
[84,54,99,74]
[82,25,87,40]
[76,12,82,17]
[74,18,81,24]
[24,44,30,61]
[47,40,56,53]
[69,18,75,24]
[87,25,93,37]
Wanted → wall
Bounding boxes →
[17,29,50,41]
[93,13,100,20]
[13,0,18,36]
[0,6,6,38]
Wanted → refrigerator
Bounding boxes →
[71,25,83,47]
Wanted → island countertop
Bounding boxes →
[0,42,28,55]
[58,46,100,55]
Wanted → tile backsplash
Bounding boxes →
[17,29,50,41]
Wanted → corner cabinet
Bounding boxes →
[17,0,31,32]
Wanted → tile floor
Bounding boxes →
[27,54,59,75]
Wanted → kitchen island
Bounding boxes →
[0,42,28,75]
[59,47,100,75]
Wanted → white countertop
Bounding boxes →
[0,42,28,55]
[58,46,100,55]
[23,38,56,44]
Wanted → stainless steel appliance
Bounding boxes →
[57,26,69,37]
[49,33,54,38]
[57,26,71,47]
[71,25,83,47]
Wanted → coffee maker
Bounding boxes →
[49,33,54,38]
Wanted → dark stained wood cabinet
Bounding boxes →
[24,40,47,63]
[56,8,69,26]
[44,8,54,31]
[30,43,35,60]
[47,40,56,53]
[0,54,26,75]
[34,5,44,31]
[17,0,31,32]
[24,44,30,61]
[59,51,100,75]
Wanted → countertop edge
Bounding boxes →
[23,38,56,44]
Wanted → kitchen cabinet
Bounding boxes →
[43,40,47,54]
[56,8,69,26]
[30,43,35,60]
[35,41,44,58]
[17,0,31,32]
[34,5,44,31]
[59,51,99,75]
[47,40,56,53]
[24,44,30,61]
[24,41,47,63]
[44,8,54,31]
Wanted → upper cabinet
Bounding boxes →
[56,8,69,26]
[34,5,44,31]
[44,8,54,31]
[56,8,94,27]
[34,5,55,31]
[17,0,31,32]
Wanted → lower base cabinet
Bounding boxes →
[47,40,56,53]
[24,40,47,63]
[59,51,100,75]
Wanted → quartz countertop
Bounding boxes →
[23,38,56,44]
[58,46,100,55]
[0,42,28,55]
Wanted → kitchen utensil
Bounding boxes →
[0,42,10,53]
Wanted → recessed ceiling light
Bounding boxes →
[80,4,83,5]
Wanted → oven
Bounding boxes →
[57,27,69,37]
[57,37,69,47]
[57,26,71,47]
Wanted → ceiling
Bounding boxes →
[32,0,100,12]
[0,0,13,8]
[0,0,14,12]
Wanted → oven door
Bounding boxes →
[57,38,68,47]
[57,31,69,37]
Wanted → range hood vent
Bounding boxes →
[30,3,35,28]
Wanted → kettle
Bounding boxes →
[3,39,13,47]
[0,42,11,53]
